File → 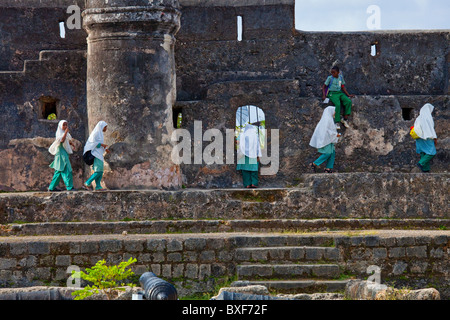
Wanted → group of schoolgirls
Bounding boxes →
[309,66,438,174]
[48,66,439,192]
[47,120,109,191]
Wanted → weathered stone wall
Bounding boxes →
[177,87,448,188]
[0,1,86,71]
[0,0,448,190]
[336,234,450,299]
[0,50,87,191]
[0,232,448,298]
[1,174,448,224]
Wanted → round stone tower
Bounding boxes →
[82,0,181,189]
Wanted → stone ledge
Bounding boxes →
[1,173,448,223]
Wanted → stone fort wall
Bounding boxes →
[0,0,448,190]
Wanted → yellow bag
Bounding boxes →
[410,126,419,139]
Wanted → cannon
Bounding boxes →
[139,272,178,300]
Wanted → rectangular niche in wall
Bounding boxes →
[39,96,59,120]
[402,107,414,121]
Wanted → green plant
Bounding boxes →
[71,257,137,300]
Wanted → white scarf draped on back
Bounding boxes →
[84,121,107,161]
[414,103,437,140]
[309,106,339,149]
[239,124,262,158]
[48,120,73,155]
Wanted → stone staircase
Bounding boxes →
[234,239,349,294]
[0,173,449,299]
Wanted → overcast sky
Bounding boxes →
[295,0,450,31]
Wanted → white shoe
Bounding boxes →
[335,123,341,129]
[341,119,350,128]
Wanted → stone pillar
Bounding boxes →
[82,0,181,189]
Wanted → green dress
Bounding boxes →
[85,144,104,190]
[237,156,259,187]
[49,145,73,190]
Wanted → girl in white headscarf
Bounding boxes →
[82,121,109,190]
[236,123,262,188]
[413,103,437,172]
[309,106,341,173]
[48,120,75,191]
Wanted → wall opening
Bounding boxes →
[39,96,59,120]
[402,107,414,121]
[371,41,379,57]
[237,16,243,41]
[59,21,66,39]
[173,107,183,129]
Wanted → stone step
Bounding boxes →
[235,246,340,263]
[244,280,350,294]
[2,218,448,237]
[237,264,341,280]
[1,173,448,221]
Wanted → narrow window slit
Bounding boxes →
[237,16,243,41]
[59,21,66,39]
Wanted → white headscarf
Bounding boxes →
[414,103,437,140]
[239,124,262,158]
[309,106,339,149]
[48,120,73,155]
[84,121,107,161]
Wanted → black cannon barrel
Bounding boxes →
[139,272,178,300]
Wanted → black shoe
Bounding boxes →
[416,163,427,173]
[48,187,62,192]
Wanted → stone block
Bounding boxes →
[150,264,161,276]
[392,261,408,275]
[430,248,444,258]
[406,246,427,258]
[252,249,268,261]
[185,264,198,279]
[184,238,207,251]
[206,238,225,250]
[146,239,166,252]
[289,247,305,260]
[396,237,415,247]
[167,239,183,252]
[199,264,211,280]
[137,253,152,263]
[324,248,340,260]
[305,248,323,260]
[55,255,71,267]
[19,256,37,268]
[99,240,122,253]
[151,252,165,263]
[162,264,172,278]
[389,247,406,258]
[10,243,27,256]
[0,258,17,270]
[80,242,98,254]
[167,253,182,262]
[69,243,81,254]
[199,250,215,262]
[124,240,144,252]
[172,264,184,278]
[28,242,50,255]
[364,236,380,247]
[373,248,387,259]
